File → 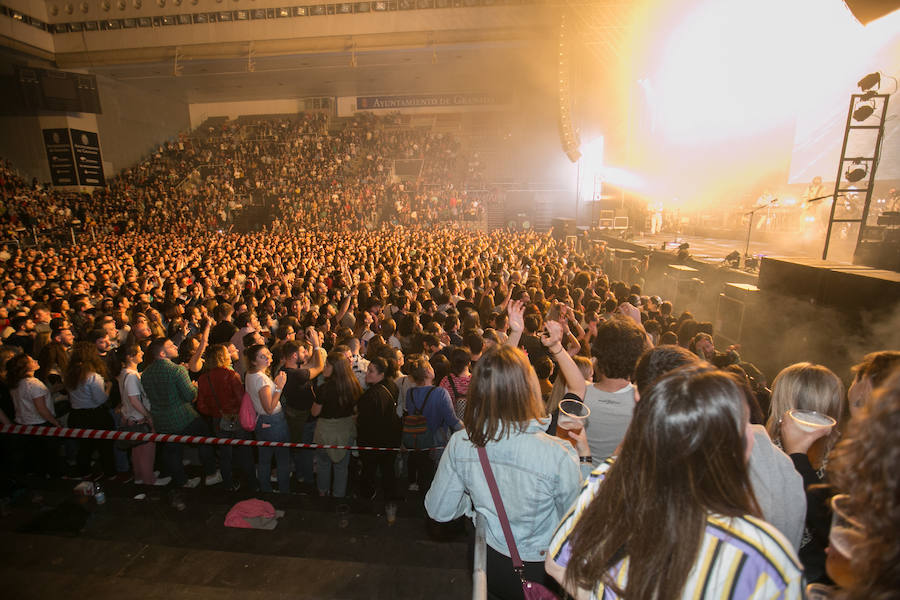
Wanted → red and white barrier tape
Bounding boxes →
[0,424,442,452]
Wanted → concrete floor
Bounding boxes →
[0,478,471,599]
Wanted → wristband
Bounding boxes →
[579,456,593,464]
[274,388,281,394]
[550,345,565,355]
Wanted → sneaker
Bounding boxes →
[408,483,419,492]
[205,471,224,486]
[153,476,172,486]
[228,480,241,492]
[183,477,201,489]
[134,479,144,485]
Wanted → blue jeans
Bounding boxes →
[211,418,256,491]
[160,416,217,486]
[293,420,317,484]
[255,412,291,493]
[316,448,350,498]
[111,410,131,473]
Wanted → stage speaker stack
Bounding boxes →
[665,264,703,312]
[715,283,759,346]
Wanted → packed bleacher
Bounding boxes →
[0,112,486,241]
[0,112,898,600]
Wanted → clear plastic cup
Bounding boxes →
[806,583,835,599]
[788,409,836,433]
[827,494,865,588]
[556,399,590,447]
[385,501,397,526]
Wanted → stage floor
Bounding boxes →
[631,230,843,266]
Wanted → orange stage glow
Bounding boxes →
[619,0,900,212]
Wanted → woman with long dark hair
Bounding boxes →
[311,352,361,498]
[64,341,116,477]
[356,356,400,502]
[546,367,804,600]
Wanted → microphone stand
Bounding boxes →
[743,197,779,268]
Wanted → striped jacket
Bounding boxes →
[549,459,805,599]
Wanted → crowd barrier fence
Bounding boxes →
[0,424,443,452]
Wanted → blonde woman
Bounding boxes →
[766,361,845,473]
[767,361,845,585]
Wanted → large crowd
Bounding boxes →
[0,113,897,600]
[0,112,486,242]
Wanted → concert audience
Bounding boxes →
[2,111,899,599]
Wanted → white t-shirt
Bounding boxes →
[245,371,281,416]
[12,377,54,425]
[118,368,150,422]
[582,383,635,461]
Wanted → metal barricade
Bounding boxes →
[473,513,487,600]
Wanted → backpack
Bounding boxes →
[401,386,436,450]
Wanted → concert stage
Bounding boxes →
[595,229,900,380]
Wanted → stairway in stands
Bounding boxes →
[232,202,273,233]
[0,479,471,599]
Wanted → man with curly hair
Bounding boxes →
[583,314,650,461]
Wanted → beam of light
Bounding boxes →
[578,136,604,202]
[623,0,900,211]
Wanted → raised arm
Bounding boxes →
[541,320,586,400]
[506,299,525,349]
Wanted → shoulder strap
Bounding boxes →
[411,385,436,415]
[477,446,524,570]
[419,385,436,414]
[446,375,462,400]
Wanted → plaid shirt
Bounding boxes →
[141,358,199,433]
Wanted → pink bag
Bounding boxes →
[239,390,257,431]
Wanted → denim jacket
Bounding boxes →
[424,418,587,562]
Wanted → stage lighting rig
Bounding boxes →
[844,158,868,183]
[852,97,876,121]
[857,72,880,93]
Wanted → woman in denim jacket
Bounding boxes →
[425,310,592,600]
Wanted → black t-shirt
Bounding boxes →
[280,367,314,413]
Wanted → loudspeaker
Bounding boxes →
[820,268,900,313]
[758,257,844,303]
[854,240,900,272]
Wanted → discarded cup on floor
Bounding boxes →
[385,501,398,526]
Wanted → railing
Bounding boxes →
[473,513,487,600]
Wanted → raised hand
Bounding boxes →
[507,299,525,334]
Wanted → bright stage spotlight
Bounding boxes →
[845,158,868,182]
[852,98,875,121]
[857,71,880,91]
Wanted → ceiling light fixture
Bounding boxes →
[845,158,868,183]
